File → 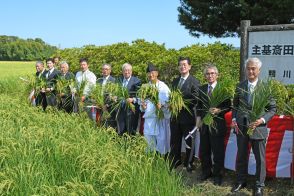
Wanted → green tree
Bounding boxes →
[178,0,294,38]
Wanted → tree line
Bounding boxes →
[0,35,57,61]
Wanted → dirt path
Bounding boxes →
[175,159,294,195]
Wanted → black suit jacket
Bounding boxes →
[97,75,116,84]
[117,76,141,97]
[232,79,276,139]
[45,68,60,106]
[36,70,47,79]
[46,68,60,89]
[197,83,231,136]
[171,75,200,124]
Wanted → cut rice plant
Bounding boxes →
[70,80,88,112]
[202,79,234,128]
[104,83,135,113]
[56,77,75,109]
[168,89,189,119]
[245,79,273,135]
[137,83,163,119]
[20,75,47,104]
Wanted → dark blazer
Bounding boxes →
[35,70,48,107]
[197,83,231,136]
[116,75,141,134]
[46,68,60,106]
[36,70,47,79]
[58,72,75,80]
[97,75,116,84]
[232,79,276,139]
[56,72,75,112]
[117,76,141,97]
[171,75,200,124]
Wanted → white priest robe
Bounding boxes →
[140,80,171,155]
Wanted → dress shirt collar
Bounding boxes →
[180,73,189,81]
[209,81,217,89]
[248,79,258,88]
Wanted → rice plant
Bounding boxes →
[201,79,234,128]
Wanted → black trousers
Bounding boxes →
[236,134,266,187]
[170,121,195,166]
[200,125,225,177]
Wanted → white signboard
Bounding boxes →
[248,30,294,84]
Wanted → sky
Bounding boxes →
[0,0,240,49]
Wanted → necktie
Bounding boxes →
[178,78,184,88]
[123,79,128,87]
[248,84,254,104]
[208,85,213,97]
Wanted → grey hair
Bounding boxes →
[245,57,262,69]
[35,61,44,66]
[122,63,132,71]
[203,63,219,76]
[60,61,69,68]
[102,63,112,69]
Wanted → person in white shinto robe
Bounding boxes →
[139,63,171,155]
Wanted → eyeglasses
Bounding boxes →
[206,72,216,76]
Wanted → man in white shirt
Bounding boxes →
[74,58,97,116]
[75,58,97,101]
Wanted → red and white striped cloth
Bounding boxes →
[193,112,294,178]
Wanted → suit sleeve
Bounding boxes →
[232,84,241,119]
[260,96,276,123]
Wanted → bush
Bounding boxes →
[57,40,240,85]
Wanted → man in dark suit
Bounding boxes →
[170,56,200,172]
[196,64,231,185]
[35,61,47,110]
[97,63,116,128]
[45,58,60,108]
[117,63,141,135]
[231,58,276,196]
[57,61,75,113]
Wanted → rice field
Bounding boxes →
[0,61,196,195]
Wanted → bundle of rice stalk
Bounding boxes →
[246,79,273,135]
[75,80,88,98]
[137,83,163,119]
[104,83,135,113]
[89,85,105,109]
[34,77,47,96]
[202,79,234,128]
[168,89,189,119]
[56,77,73,95]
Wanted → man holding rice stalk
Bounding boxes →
[97,63,116,128]
[196,64,232,185]
[231,58,276,196]
[116,63,141,135]
[34,61,48,110]
[74,58,97,116]
[170,56,200,172]
[56,61,75,113]
[139,63,171,155]
[44,58,60,108]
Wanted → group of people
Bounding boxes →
[33,56,276,196]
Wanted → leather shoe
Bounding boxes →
[231,183,247,192]
[254,187,263,196]
[213,176,222,186]
[200,172,212,181]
